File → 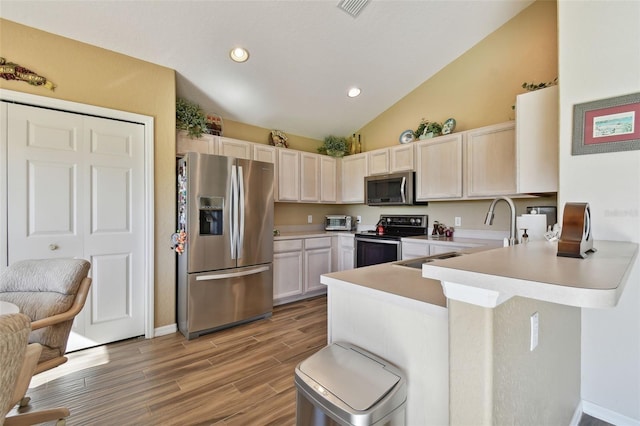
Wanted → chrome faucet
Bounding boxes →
[484,196,518,246]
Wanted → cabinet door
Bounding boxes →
[300,152,320,202]
[320,156,337,203]
[466,122,516,196]
[176,130,216,156]
[390,144,415,172]
[218,137,252,159]
[273,250,304,300]
[253,144,277,164]
[429,244,463,256]
[415,134,463,200]
[337,235,355,271]
[516,85,558,193]
[305,247,332,293]
[277,149,300,201]
[367,149,389,175]
[401,241,430,259]
[340,153,368,203]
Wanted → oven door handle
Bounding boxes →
[355,237,401,245]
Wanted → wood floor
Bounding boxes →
[12,296,327,426]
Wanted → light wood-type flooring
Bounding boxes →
[12,296,327,425]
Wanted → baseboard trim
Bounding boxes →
[154,323,178,337]
[582,400,640,426]
[570,401,583,426]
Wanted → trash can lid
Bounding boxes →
[298,342,401,411]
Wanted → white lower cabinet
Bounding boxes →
[401,240,471,259]
[336,235,355,271]
[273,236,331,305]
[304,237,332,293]
[273,239,304,303]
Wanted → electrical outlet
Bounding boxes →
[454,216,462,227]
[307,215,313,224]
[530,312,539,351]
[356,216,362,224]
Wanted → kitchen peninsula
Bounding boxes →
[321,240,638,425]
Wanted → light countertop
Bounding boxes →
[422,240,638,308]
[321,261,447,308]
[402,235,503,248]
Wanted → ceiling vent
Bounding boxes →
[337,0,370,18]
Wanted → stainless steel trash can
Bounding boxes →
[294,342,406,426]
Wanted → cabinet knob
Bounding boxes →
[48,244,58,251]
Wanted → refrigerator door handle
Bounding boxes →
[195,265,270,281]
[230,165,238,259]
[238,166,245,259]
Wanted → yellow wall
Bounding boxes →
[224,119,321,153]
[0,19,177,328]
[358,0,557,151]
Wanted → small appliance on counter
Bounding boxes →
[325,215,356,231]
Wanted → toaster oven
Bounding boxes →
[325,215,356,231]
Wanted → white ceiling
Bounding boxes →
[1,0,533,140]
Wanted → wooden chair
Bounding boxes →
[0,313,70,426]
[0,258,92,374]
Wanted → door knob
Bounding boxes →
[48,244,58,251]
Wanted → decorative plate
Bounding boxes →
[399,129,415,144]
[442,118,456,135]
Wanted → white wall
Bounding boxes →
[558,1,640,423]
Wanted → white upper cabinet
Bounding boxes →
[466,122,517,197]
[367,149,390,175]
[176,130,217,156]
[389,144,415,172]
[320,156,338,203]
[217,136,252,159]
[340,153,368,204]
[516,85,559,193]
[415,134,463,200]
[300,152,320,202]
[277,149,300,201]
[253,144,277,164]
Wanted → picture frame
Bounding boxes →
[572,92,640,155]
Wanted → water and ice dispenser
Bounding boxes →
[198,196,223,235]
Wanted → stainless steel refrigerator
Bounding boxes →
[177,152,274,340]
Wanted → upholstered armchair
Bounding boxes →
[0,312,70,425]
[0,258,91,374]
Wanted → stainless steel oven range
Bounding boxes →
[355,215,428,268]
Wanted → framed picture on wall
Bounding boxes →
[572,92,640,155]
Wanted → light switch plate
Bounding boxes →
[307,215,313,224]
[530,312,539,351]
[454,217,462,227]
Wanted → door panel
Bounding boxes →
[7,103,145,349]
[237,158,274,267]
[8,104,84,260]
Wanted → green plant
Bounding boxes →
[521,77,558,92]
[318,135,348,157]
[176,98,209,138]
[414,118,443,138]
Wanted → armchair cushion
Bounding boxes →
[0,259,91,363]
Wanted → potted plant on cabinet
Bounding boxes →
[318,135,349,157]
[414,118,443,139]
[176,98,209,138]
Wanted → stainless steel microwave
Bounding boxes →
[325,215,356,231]
[365,171,421,206]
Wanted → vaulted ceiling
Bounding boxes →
[1,0,534,140]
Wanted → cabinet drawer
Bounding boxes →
[305,237,332,249]
[274,239,303,252]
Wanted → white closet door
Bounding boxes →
[7,103,146,348]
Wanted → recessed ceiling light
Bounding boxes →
[347,87,361,98]
[230,47,249,63]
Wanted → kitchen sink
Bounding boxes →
[394,252,464,270]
